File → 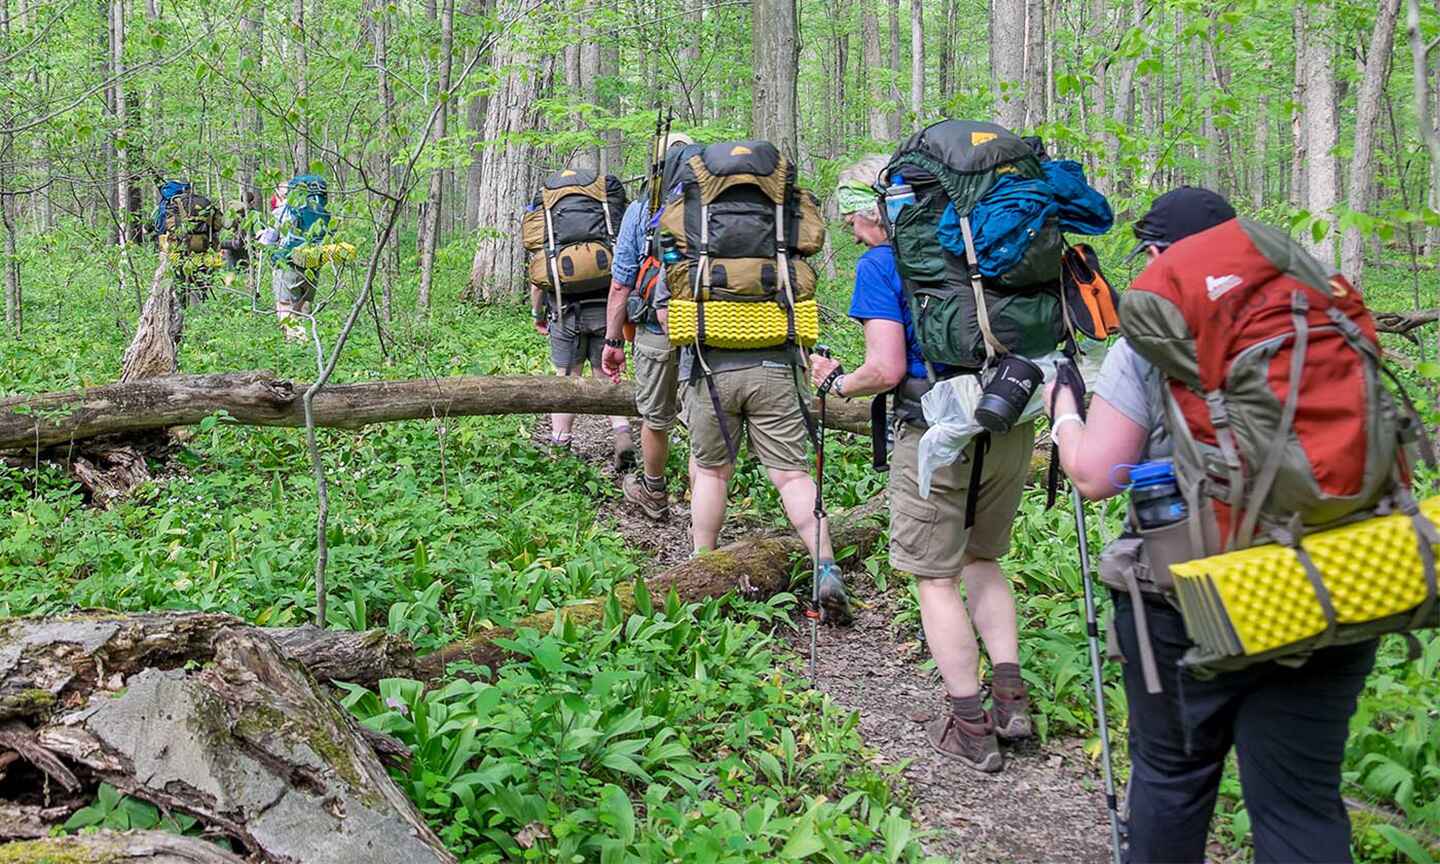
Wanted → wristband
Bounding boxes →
[604,337,625,349]
[818,366,844,396]
[832,373,848,399]
[1049,413,1083,447]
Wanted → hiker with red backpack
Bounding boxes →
[601,130,697,516]
[1046,187,1435,863]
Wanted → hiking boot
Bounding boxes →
[992,680,1033,741]
[613,427,636,474]
[623,472,669,521]
[815,562,851,625]
[927,710,1002,773]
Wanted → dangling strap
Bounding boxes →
[601,186,615,241]
[1204,390,1247,551]
[871,395,889,471]
[1274,516,1339,650]
[543,204,564,321]
[693,347,739,465]
[1236,291,1310,548]
[1123,571,1164,694]
[964,432,990,530]
[959,215,1005,362]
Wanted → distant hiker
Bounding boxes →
[261,175,330,342]
[153,178,222,300]
[1047,187,1400,863]
[601,131,697,519]
[522,167,635,462]
[810,154,1036,774]
[651,139,843,611]
[219,203,254,275]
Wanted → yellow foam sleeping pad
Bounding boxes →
[667,299,819,350]
[1170,495,1440,658]
[290,242,357,270]
[167,248,224,272]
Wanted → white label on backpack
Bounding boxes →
[1206,274,1243,301]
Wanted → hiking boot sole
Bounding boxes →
[995,714,1033,741]
[927,729,1003,774]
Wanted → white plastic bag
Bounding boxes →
[914,341,1109,498]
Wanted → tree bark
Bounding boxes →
[0,372,876,452]
[990,0,1027,131]
[751,0,799,158]
[1023,0,1045,128]
[1253,61,1270,210]
[0,132,17,337]
[1302,0,1339,264]
[417,0,454,313]
[292,0,309,173]
[886,0,901,136]
[1341,0,1401,286]
[468,0,553,301]
[240,4,263,215]
[1,617,456,863]
[120,262,181,383]
[909,0,923,122]
[938,0,954,102]
[1290,1,1309,208]
[863,2,889,141]
[112,0,130,246]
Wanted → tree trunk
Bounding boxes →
[1341,0,1401,286]
[887,0,902,135]
[0,617,456,863]
[1303,0,1339,264]
[863,2,888,141]
[938,0,954,101]
[0,133,18,337]
[1109,0,1147,193]
[1023,0,1045,128]
[120,262,181,383]
[416,0,454,313]
[468,0,553,302]
[1290,1,1309,208]
[292,0,310,173]
[1253,61,1270,210]
[909,0,923,122]
[240,5,263,212]
[990,0,1026,131]
[751,0,799,158]
[0,373,874,453]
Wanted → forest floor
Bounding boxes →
[544,414,1114,864]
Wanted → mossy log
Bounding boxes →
[0,830,247,863]
[0,616,455,863]
[0,371,873,453]
[420,498,888,678]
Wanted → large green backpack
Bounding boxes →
[883,119,1066,373]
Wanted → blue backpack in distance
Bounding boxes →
[273,174,331,263]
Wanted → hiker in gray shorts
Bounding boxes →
[530,285,634,468]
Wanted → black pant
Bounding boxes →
[1113,593,1376,864]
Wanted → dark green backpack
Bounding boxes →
[883,119,1065,373]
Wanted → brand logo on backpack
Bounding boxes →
[1205,274,1243,301]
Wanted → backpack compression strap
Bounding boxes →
[958,215,1006,363]
[542,203,564,321]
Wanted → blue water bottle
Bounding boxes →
[1129,461,1187,529]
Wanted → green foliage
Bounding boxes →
[63,783,199,835]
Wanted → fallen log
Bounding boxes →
[0,830,248,862]
[421,498,888,678]
[1375,308,1440,339]
[0,371,873,452]
[0,617,455,864]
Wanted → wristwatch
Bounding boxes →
[604,337,625,349]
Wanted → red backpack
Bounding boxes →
[1120,217,1420,554]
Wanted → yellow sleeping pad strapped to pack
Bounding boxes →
[1171,495,1440,659]
[290,242,357,270]
[667,298,819,350]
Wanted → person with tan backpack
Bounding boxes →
[522,167,635,467]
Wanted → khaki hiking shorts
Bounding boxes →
[548,301,607,371]
[682,363,810,472]
[633,330,680,432]
[273,265,316,307]
[889,421,1034,578]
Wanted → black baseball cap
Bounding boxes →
[1125,186,1236,262]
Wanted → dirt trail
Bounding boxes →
[536,415,1113,863]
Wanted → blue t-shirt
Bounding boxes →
[847,244,934,380]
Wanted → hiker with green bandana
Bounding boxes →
[810,155,1035,773]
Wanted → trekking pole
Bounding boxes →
[809,345,832,682]
[1057,361,1123,864]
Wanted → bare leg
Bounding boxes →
[961,556,1020,666]
[917,577,982,698]
[551,363,581,441]
[641,426,670,477]
[766,468,834,561]
[690,457,733,552]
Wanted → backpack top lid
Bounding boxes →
[698,140,781,178]
[159,179,192,202]
[886,119,1042,217]
[544,168,599,190]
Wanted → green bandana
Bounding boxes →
[836,182,879,217]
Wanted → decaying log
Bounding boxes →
[0,617,454,864]
[0,801,87,841]
[120,261,182,384]
[0,830,247,862]
[0,371,873,453]
[420,499,888,678]
[267,625,419,691]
